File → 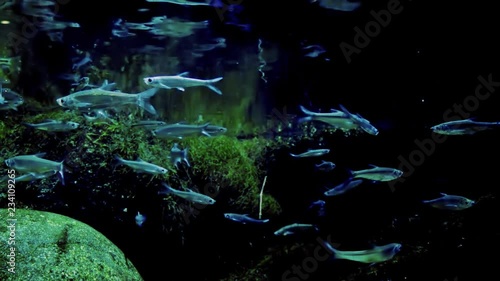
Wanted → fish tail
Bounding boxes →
[112,155,124,171]
[205,77,223,95]
[137,88,159,115]
[57,161,65,186]
[320,240,339,259]
[299,105,315,116]
[159,182,174,195]
[297,116,312,124]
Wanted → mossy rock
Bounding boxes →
[0,208,143,281]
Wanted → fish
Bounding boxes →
[131,120,167,129]
[205,125,227,136]
[224,213,270,224]
[0,85,24,111]
[168,143,190,167]
[56,81,159,115]
[298,105,357,130]
[422,193,475,210]
[4,153,65,185]
[312,0,361,12]
[145,0,212,6]
[23,119,80,132]
[299,105,378,135]
[290,148,330,158]
[430,119,500,135]
[349,165,403,182]
[324,178,363,196]
[160,183,216,205]
[307,200,326,217]
[315,160,336,172]
[0,171,57,183]
[152,122,211,139]
[338,104,379,135]
[113,155,168,175]
[322,242,402,264]
[143,72,223,95]
[135,212,146,227]
[274,223,319,236]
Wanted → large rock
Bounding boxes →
[0,208,143,281]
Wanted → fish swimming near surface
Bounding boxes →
[324,178,363,196]
[290,148,330,158]
[113,155,168,175]
[152,122,212,139]
[274,223,319,236]
[422,193,475,210]
[160,183,216,205]
[23,119,80,132]
[430,119,500,135]
[4,153,65,185]
[56,81,159,115]
[143,72,223,95]
[224,213,270,224]
[349,165,403,182]
[321,242,402,264]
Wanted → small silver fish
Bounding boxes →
[350,165,403,182]
[290,148,330,158]
[322,242,402,264]
[145,0,212,6]
[312,0,361,12]
[224,213,270,224]
[160,183,216,205]
[0,85,24,111]
[431,119,500,135]
[131,120,167,129]
[23,119,80,132]
[135,212,146,227]
[324,178,363,196]
[56,82,159,115]
[4,153,64,185]
[113,155,168,175]
[422,193,475,210]
[338,104,379,135]
[168,143,190,167]
[143,72,223,95]
[315,160,336,172]
[274,223,319,236]
[152,122,211,139]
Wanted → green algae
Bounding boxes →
[0,208,143,281]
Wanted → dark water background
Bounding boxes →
[3,0,500,280]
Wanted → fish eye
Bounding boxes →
[59,99,65,104]
[147,78,152,83]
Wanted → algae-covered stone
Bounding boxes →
[0,208,143,281]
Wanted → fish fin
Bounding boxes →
[206,84,222,95]
[159,183,174,195]
[159,83,171,89]
[176,87,185,92]
[33,152,47,158]
[261,219,270,223]
[299,105,314,116]
[111,155,124,171]
[297,116,312,124]
[368,164,378,168]
[136,88,159,115]
[57,161,65,186]
[289,153,298,157]
[177,71,189,77]
[440,192,448,197]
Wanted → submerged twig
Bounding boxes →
[259,175,267,219]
